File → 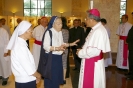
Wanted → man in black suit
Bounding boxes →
[81,22,91,38]
[126,12,133,80]
[85,27,91,38]
[69,19,85,71]
[14,18,22,30]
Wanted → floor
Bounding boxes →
[1,66,133,88]
[1,40,133,88]
[70,66,133,88]
[0,74,72,88]
[69,53,133,88]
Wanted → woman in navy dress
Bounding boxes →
[40,16,79,88]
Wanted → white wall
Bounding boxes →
[4,0,23,16]
[4,0,73,17]
[52,0,72,17]
[3,0,88,18]
[127,0,133,24]
[94,0,120,52]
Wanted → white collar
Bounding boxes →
[92,22,101,30]
[51,27,61,33]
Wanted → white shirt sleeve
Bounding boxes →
[43,31,51,52]
[78,47,101,59]
[17,47,36,76]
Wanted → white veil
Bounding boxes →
[6,21,32,50]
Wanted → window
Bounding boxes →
[24,0,52,16]
[120,0,127,18]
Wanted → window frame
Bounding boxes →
[23,0,52,16]
[120,0,127,18]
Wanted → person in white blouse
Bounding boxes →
[101,18,112,67]
[1,18,11,37]
[0,19,11,86]
[41,16,79,88]
[32,17,48,68]
[6,21,41,88]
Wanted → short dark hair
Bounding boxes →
[122,14,128,20]
[1,18,6,21]
[73,19,78,22]
[61,17,69,29]
[0,19,2,21]
[101,18,107,24]
[77,19,81,22]
[87,13,101,22]
[61,17,67,24]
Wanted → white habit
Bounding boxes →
[2,25,11,37]
[0,27,11,78]
[116,22,132,69]
[6,21,37,83]
[104,25,112,67]
[78,22,110,88]
[10,37,36,83]
[32,25,47,68]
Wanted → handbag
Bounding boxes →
[37,30,52,79]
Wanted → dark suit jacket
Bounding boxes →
[69,26,85,49]
[85,27,91,38]
[14,26,17,30]
[126,26,133,50]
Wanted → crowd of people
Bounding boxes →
[0,9,133,88]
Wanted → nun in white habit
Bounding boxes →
[6,21,41,88]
